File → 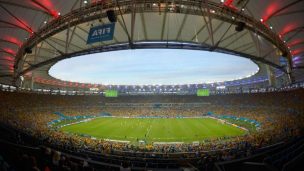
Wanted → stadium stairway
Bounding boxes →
[263,137,304,171]
[214,136,304,171]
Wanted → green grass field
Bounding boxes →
[60,117,246,143]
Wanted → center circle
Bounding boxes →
[49,49,259,85]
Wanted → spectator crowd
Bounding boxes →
[0,89,304,170]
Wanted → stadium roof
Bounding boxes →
[0,0,303,88]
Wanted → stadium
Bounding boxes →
[0,0,304,171]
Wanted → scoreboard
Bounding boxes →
[105,90,118,97]
[197,89,209,96]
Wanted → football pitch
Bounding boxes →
[60,117,246,143]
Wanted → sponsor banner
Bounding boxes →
[87,23,115,44]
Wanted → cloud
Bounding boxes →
[49,49,258,84]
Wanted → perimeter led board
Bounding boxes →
[197,89,210,96]
[105,90,118,97]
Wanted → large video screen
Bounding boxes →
[105,90,118,97]
[197,89,209,96]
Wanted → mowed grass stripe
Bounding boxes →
[60,118,246,143]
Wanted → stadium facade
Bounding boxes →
[0,1,304,171]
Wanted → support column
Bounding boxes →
[31,74,34,90]
[287,64,294,85]
[266,65,276,87]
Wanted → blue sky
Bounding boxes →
[49,49,259,85]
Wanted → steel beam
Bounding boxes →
[0,39,21,47]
